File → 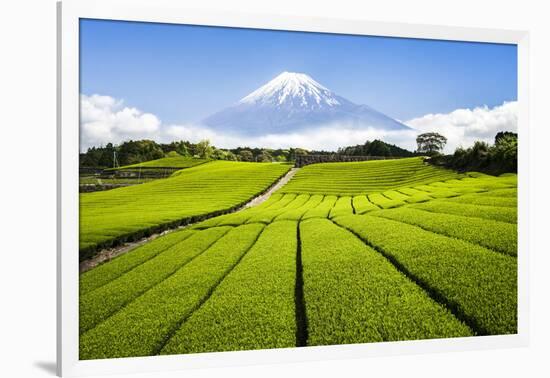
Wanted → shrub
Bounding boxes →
[334,215,517,335]
[300,218,472,345]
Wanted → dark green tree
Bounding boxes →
[365,140,391,156]
[165,150,180,158]
[416,132,447,156]
[224,151,238,161]
[256,151,273,162]
[495,131,518,145]
[491,133,517,172]
[195,140,213,159]
[239,150,253,162]
[291,148,308,160]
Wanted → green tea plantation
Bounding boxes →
[79,157,517,359]
[79,161,291,259]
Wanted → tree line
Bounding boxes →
[80,139,416,168]
[332,139,417,157]
[416,131,518,174]
[80,131,517,175]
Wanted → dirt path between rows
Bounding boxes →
[242,167,298,208]
[80,167,299,273]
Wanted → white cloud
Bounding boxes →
[80,93,417,152]
[404,101,518,153]
[80,94,161,150]
[163,123,416,151]
[80,94,517,154]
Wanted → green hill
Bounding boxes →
[110,155,208,170]
[79,158,517,359]
[79,161,291,258]
[281,157,461,195]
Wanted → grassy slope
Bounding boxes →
[110,156,208,169]
[79,176,159,185]
[281,157,461,195]
[79,158,517,359]
[161,221,298,355]
[300,218,472,345]
[79,227,232,334]
[80,224,264,359]
[333,215,517,335]
[79,161,291,257]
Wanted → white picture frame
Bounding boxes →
[57,0,530,376]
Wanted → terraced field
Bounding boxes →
[281,157,461,195]
[81,157,210,190]
[79,176,158,185]
[79,161,291,259]
[80,158,518,359]
[109,155,208,170]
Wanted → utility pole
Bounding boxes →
[113,150,119,168]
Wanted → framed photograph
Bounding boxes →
[58,0,529,376]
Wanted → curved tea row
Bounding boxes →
[79,158,518,359]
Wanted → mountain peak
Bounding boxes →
[202,71,411,135]
[239,71,341,108]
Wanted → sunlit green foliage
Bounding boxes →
[110,155,208,170]
[281,157,461,195]
[370,207,517,256]
[161,221,298,354]
[80,224,264,359]
[333,215,517,335]
[79,159,517,360]
[300,219,472,345]
[79,227,231,334]
[80,161,290,257]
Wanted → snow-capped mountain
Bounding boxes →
[202,72,411,135]
[239,72,342,109]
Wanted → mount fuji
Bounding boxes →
[202,72,411,135]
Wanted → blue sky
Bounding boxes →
[80,18,517,124]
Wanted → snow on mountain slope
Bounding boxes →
[239,72,341,108]
[202,72,411,135]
